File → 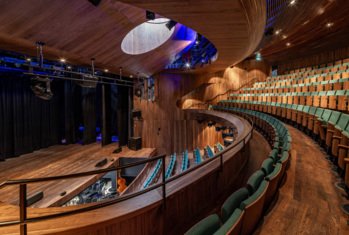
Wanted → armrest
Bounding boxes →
[344,158,349,164]
[327,130,335,133]
[332,135,342,140]
[338,144,349,150]
[321,124,327,128]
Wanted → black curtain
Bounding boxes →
[0,73,64,160]
[0,71,129,160]
[82,87,96,144]
[115,86,129,146]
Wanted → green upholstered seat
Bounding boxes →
[335,114,349,131]
[315,108,324,117]
[308,107,317,115]
[268,149,279,163]
[261,158,275,176]
[221,187,249,223]
[318,109,332,122]
[265,163,282,181]
[246,170,265,194]
[328,111,341,125]
[214,209,244,235]
[278,151,289,165]
[184,214,221,235]
[240,180,269,209]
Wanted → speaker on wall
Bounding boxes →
[88,0,101,7]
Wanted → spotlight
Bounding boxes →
[67,66,72,70]
[185,62,191,68]
[60,58,66,63]
[129,75,133,78]
[165,20,177,30]
[76,74,98,88]
[26,58,31,62]
[275,29,282,35]
[30,76,53,100]
[146,10,155,20]
[104,69,109,73]
[286,42,291,47]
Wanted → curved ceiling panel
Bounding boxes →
[117,0,267,74]
[0,0,266,76]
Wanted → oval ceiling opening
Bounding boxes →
[121,18,175,55]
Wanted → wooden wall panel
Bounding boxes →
[179,59,270,109]
[134,72,223,154]
[277,46,349,74]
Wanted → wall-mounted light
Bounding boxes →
[326,22,334,28]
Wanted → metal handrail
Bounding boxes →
[0,114,254,235]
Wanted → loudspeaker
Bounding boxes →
[132,110,142,119]
[146,10,155,20]
[88,0,101,6]
[128,137,142,151]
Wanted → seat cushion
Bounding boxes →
[246,170,265,195]
[221,187,249,223]
[261,158,275,176]
[213,209,244,235]
[240,180,269,209]
[184,214,221,235]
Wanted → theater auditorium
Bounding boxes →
[0,0,349,234]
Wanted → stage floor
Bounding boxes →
[0,143,156,208]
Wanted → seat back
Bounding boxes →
[240,180,269,235]
[214,209,244,235]
[321,109,332,122]
[261,158,275,176]
[221,187,249,223]
[185,214,221,235]
[246,170,265,195]
[328,111,341,125]
[336,114,349,131]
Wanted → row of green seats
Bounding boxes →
[185,107,291,235]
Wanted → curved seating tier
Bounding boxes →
[217,58,349,202]
[185,107,291,235]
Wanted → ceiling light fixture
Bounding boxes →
[104,69,109,73]
[275,29,282,35]
[286,42,291,47]
[326,22,334,28]
[289,0,296,6]
[282,35,288,39]
[60,58,66,63]
[26,58,31,62]
[185,62,191,68]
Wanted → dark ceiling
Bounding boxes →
[259,0,349,64]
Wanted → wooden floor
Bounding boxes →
[255,125,349,235]
[0,143,156,208]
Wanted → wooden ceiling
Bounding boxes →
[0,0,266,76]
[117,0,267,74]
[260,0,349,64]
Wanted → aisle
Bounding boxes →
[255,125,349,235]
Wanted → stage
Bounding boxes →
[0,143,156,208]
